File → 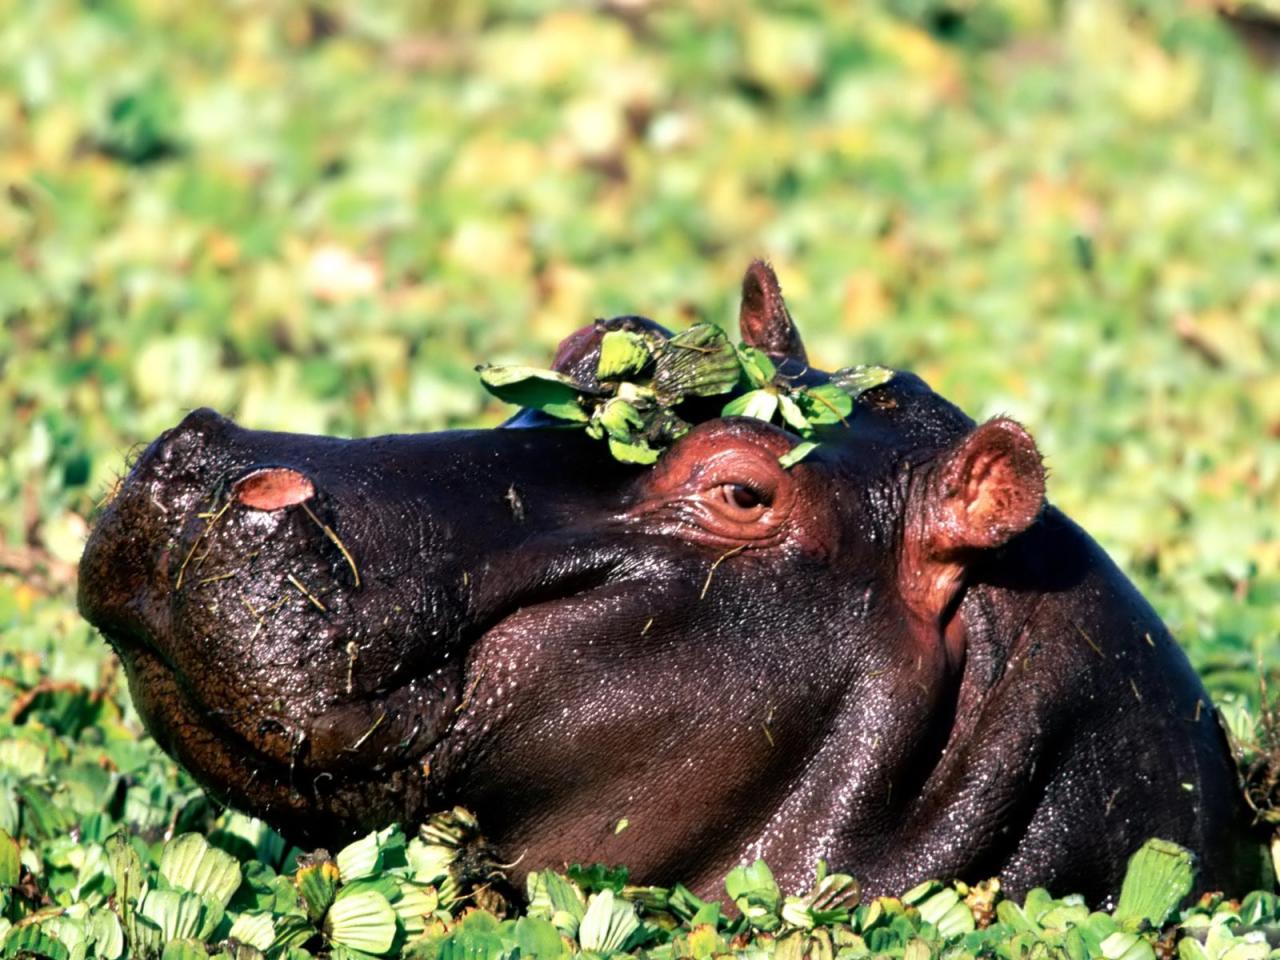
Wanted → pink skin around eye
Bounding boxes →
[630,422,836,557]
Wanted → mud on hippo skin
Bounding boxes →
[78,261,1267,903]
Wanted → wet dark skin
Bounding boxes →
[78,262,1265,903]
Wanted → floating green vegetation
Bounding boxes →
[2,0,1279,956]
[478,323,893,466]
[3,803,1279,960]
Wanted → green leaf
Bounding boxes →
[801,870,861,926]
[653,324,740,400]
[160,833,242,911]
[902,879,940,906]
[295,856,341,923]
[722,389,778,422]
[105,833,145,920]
[666,883,713,925]
[230,861,301,915]
[829,365,894,399]
[526,871,587,938]
[996,899,1041,935]
[776,393,810,432]
[1101,931,1156,960]
[0,739,47,778]
[515,916,569,960]
[336,826,405,883]
[406,809,474,892]
[391,880,439,939]
[126,911,165,958]
[596,331,653,381]
[161,940,211,960]
[689,900,722,930]
[725,860,781,932]
[607,437,659,465]
[228,911,276,952]
[917,888,975,938]
[579,889,639,953]
[595,398,646,441]
[1024,887,1058,923]
[138,887,210,941]
[779,441,819,469]
[15,782,73,838]
[336,832,381,883]
[1179,937,1211,960]
[736,346,778,389]
[683,923,726,958]
[89,908,126,960]
[2,925,70,960]
[271,913,320,952]
[1114,839,1197,928]
[0,829,18,888]
[476,365,592,422]
[325,889,398,956]
[438,909,505,960]
[797,384,853,425]
[566,864,629,895]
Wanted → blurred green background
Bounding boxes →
[1,0,1277,701]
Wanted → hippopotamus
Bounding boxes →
[78,262,1263,903]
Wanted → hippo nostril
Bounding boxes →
[233,467,316,511]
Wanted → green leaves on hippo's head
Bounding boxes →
[477,321,895,467]
[596,330,653,381]
[736,346,777,389]
[476,365,595,423]
[652,324,742,401]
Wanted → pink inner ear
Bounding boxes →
[233,468,315,511]
[942,419,1045,550]
[739,259,807,362]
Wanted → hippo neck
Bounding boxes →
[747,507,1155,895]
[872,507,1199,892]
[936,509,1094,749]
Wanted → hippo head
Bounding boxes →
[79,263,1260,901]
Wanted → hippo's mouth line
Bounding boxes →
[107,621,462,791]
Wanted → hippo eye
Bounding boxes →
[718,483,766,512]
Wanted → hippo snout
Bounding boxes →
[79,407,248,651]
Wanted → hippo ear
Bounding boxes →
[903,418,1045,631]
[739,260,808,363]
[926,418,1046,558]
